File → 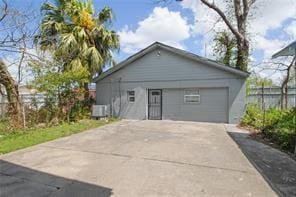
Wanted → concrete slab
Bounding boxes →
[0,120,277,196]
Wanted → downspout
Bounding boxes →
[118,77,122,116]
[110,78,113,117]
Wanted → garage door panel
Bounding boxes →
[163,88,228,123]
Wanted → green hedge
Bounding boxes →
[241,105,296,153]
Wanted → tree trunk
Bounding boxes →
[280,85,285,110]
[234,0,249,72]
[280,78,288,110]
[280,58,294,109]
[284,85,288,109]
[83,82,89,100]
[236,38,249,71]
[0,60,22,126]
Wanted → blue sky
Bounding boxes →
[6,0,296,81]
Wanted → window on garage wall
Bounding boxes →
[127,91,135,102]
[184,89,200,104]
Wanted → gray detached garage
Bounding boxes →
[94,42,249,123]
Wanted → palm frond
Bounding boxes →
[97,6,113,25]
[37,0,120,79]
[59,33,78,52]
[84,46,103,74]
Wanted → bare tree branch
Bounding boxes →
[200,0,244,41]
[0,0,7,22]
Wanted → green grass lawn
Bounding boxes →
[0,119,115,154]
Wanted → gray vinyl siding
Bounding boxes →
[96,47,247,123]
[98,49,237,83]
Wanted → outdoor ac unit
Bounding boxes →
[92,105,110,117]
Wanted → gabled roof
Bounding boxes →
[93,42,249,82]
[272,40,296,58]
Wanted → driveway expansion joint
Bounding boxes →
[138,157,254,174]
[41,145,254,175]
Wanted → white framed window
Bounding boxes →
[184,89,200,104]
[127,91,135,102]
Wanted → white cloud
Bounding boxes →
[249,0,296,59]
[118,7,191,54]
[254,37,287,59]
[250,0,296,36]
[284,21,296,39]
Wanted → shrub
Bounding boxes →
[241,105,296,153]
[268,108,296,152]
[262,108,283,131]
[38,101,60,124]
[69,100,91,122]
[240,104,263,129]
[266,128,295,152]
[275,108,296,130]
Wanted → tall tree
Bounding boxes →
[36,0,120,98]
[174,0,255,71]
[200,0,255,71]
[277,56,295,109]
[257,56,296,109]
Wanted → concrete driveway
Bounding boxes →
[0,120,276,197]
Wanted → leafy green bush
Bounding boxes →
[241,105,296,153]
[263,128,295,152]
[38,101,60,124]
[240,104,263,129]
[275,108,296,130]
[266,108,296,152]
[69,100,91,122]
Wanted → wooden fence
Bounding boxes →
[0,94,46,118]
[247,86,296,109]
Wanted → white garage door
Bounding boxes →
[162,88,228,123]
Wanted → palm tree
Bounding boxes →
[37,0,119,98]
